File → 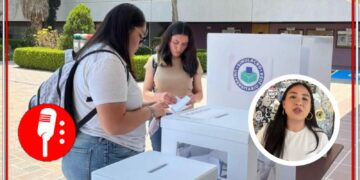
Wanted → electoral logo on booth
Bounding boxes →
[233,57,264,92]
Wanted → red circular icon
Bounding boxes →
[18,104,76,161]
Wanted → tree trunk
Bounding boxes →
[171,0,178,22]
[32,16,43,31]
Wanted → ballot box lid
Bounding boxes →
[91,151,217,180]
[161,105,250,142]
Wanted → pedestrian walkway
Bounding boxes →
[5,62,355,179]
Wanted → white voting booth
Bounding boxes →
[161,34,333,180]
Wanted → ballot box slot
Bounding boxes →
[148,163,168,173]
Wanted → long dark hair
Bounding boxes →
[263,82,322,158]
[75,3,145,76]
[157,21,198,77]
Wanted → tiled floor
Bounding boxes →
[3,63,357,179]
[323,110,352,179]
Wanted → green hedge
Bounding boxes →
[13,47,151,79]
[151,37,161,50]
[197,49,206,53]
[9,39,27,49]
[0,38,33,61]
[0,38,30,49]
[131,55,151,81]
[12,47,207,80]
[135,46,152,55]
[14,47,65,71]
[197,51,207,72]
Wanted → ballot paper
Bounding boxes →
[168,96,191,113]
[149,96,191,136]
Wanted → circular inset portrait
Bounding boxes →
[248,74,340,166]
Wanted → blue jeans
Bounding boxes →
[62,132,141,180]
[150,124,162,152]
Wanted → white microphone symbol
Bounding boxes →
[37,108,57,157]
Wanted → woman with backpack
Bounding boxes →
[142,22,204,151]
[61,4,167,179]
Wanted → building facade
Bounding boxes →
[6,0,353,69]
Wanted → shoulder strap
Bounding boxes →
[65,49,129,133]
[151,55,158,92]
[77,108,97,130]
[77,49,129,81]
[152,54,158,76]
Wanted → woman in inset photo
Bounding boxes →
[256,81,329,161]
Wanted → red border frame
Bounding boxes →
[351,0,355,179]
[5,0,9,179]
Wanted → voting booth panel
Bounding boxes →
[161,106,257,180]
[300,36,333,89]
[207,34,302,109]
[207,33,333,109]
[91,151,217,180]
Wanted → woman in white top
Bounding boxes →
[257,82,329,161]
[62,4,167,179]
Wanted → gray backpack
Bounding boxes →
[28,49,129,132]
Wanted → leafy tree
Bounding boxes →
[58,3,95,49]
[46,0,61,28]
